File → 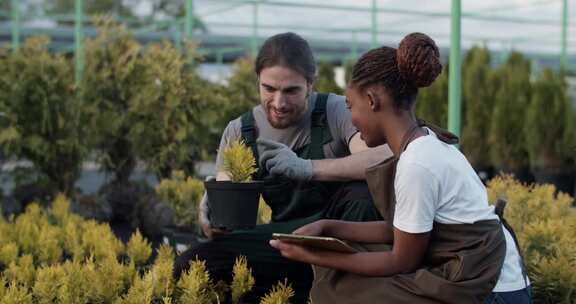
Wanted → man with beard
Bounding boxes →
[174,32,391,303]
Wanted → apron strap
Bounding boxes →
[309,93,332,159]
[396,123,422,159]
[240,110,262,179]
[417,118,459,145]
[495,199,530,289]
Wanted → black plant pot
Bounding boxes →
[204,180,262,230]
[532,167,576,196]
[161,226,201,254]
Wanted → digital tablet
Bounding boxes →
[271,233,358,254]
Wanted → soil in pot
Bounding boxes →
[204,180,262,230]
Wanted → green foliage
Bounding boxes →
[80,220,125,263]
[231,256,255,304]
[150,244,176,299]
[81,17,143,184]
[259,279,295,304]
[488,52,532,170]
[316,62,343,95]
[487,175,576,303]
[33,264,65,304]
[257,196,272,225]
[0,242,18,269]
[58,259,98,303]
[220,58,260,125]
[82,17,220,181]
[94,257,131,302]
[416,65,448,128]
[0,36,87,194]
[45,0,134,18]
[2,282,33,304]
[176,259,213,304]
[461,47,495,168]
[222,140,257,182]
[126,230,152,267]
[157,171,205,227]
[524,69,576,168]
[4,255,36,288]
[127,40,211,178]
[117,269,156,304]
[0,195,294,303]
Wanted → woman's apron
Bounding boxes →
[310,121,507,304]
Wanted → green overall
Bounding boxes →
[176,94,382,303]
[241,93,337,226]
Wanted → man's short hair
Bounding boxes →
[255,32,316,83]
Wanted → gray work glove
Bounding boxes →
[257,138,314,181]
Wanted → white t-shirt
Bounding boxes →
[393,128,529,292]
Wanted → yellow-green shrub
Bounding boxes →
[0,195,293,303]
[487,175,576,303]
[150,244,176,299]
[222,139,257,182]
[231,255,255,304]
[33,264,65,304]
[176,259,213,304]
[2,281,32,304]
[126,230,152,267]
[259,279,295,304]
[157,171,204,227]
[258,196,272,225]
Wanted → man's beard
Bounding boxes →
[266,105,307,129]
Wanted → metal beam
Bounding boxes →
[185,0,194,39]
[448,0,462,140]
[561,0,568,69]
[217,0,570,27]
[251,2,259,58]
[74,0,83,85]
[11,0,19,52]
[371,0,378,48]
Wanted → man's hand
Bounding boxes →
[199,176,230,239]
[257,138,313,181]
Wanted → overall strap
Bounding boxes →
[397,123,422,159]
[308,93,332,159]
[495,199,530,289]
[240,110,260,177]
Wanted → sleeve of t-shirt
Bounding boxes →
[393,161,440,233]
[327,94,359,147]
[214,119,242,173]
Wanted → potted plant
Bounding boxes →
[524,68,576,195]
[488,52,534,183]
[156,171,204,253]
[204,140,262,229]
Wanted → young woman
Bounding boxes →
[269,33,531,303]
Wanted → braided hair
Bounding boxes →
[350,32,442,110]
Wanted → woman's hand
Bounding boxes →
[269,239,319,264]
[293,219,330,236]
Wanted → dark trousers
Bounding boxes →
[174,181,382,304]
[484,287,532,304]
